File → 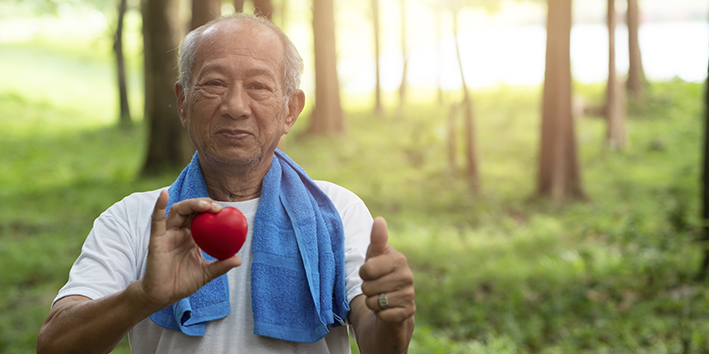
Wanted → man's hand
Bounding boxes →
[138,189,242,309]
[350,217,415,353]
[359,217,416,322]
[38,190,243,354]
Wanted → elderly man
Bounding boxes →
[37,12,414,354]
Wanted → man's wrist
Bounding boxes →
[364,311,414,354]
[125,280,169,319]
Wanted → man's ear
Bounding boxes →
[283,89,305,135]
[175,82,188,127]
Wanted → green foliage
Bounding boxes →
[1,38,708,354]
[288,79,709,353]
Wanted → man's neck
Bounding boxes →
[198,154,271,202]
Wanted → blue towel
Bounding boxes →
[149,150,350,342]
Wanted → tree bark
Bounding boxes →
[453,11,478,191]
[372,0,383,116]
[191,0,221,30]
[626,0,645,99]
[699,55,709,280]
[252,0,273,19]
[279,0,287,28]
[606,0,625,150]
[447,103,458,175]
[114,0,131,128]
[141,0,185,175]
[234,0,245,12]
[538,0,585,202]
[308,0,344,134]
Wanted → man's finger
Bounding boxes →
[150,189,169,237]
[206,255,243,280]
[366,217,389,259]
[364,286,415,313]
[166,198,221,229]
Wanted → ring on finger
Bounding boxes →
[378,292,389,310]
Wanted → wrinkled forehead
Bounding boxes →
[195,19,284,68]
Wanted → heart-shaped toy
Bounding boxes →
[190,207,248,260]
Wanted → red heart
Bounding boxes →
[190,207,248,260]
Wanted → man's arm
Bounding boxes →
[37,290,160,354]
[349,217,416,354]
[37,190,241,354]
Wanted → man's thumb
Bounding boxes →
[366,217,389,259]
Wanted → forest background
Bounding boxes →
[2,0,709,352]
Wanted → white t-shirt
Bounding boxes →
[54,181,373,354]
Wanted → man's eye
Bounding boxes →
[249,83,268,90]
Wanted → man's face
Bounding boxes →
[177,20,302,168]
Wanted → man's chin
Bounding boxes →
[203,149,262,167]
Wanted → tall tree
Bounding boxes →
[191,0,221,30]
[308,0,344,134]
[699,51,709,280]
[439,0,499,189]
[279,0,287,28]
[141,0,185,175]
[372,0,383,116]
[114,0,131,128]
[452,9,478,191]
[537,0,585,201]
[606,0,625,150]
[626,0,645,99]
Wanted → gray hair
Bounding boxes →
[178,13,304,99]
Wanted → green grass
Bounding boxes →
[2,38,709,353]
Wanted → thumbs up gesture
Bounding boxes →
[359,217,416,323]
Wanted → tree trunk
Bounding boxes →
[115,0,131,128]
[453,11,478,191]
[538,0,585,202]
[626,0,645,99]
[447,102,458,175]
[234,0,245,12]
[141,0,185,175]
[234,0,273,19]
[606,0,625,150]
[699,55,709,280]
[252,0,273,19]
[191,0,221,30]
[279,0,287,28]
[372,0,383,116]
[308,0,344,134]
[397,0,407,116]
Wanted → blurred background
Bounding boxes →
[2,0,709,352]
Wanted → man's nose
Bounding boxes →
[220,84,251,119]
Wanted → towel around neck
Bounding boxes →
[149,150,350,343]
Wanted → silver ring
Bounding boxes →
[378,293,389,310]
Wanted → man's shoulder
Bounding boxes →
[116,188,165,208]
[314,180,366,211]
[99,187,166,221]
[314,180,357,198]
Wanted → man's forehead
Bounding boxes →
[202,18,276,44]
[191,19,283,69]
